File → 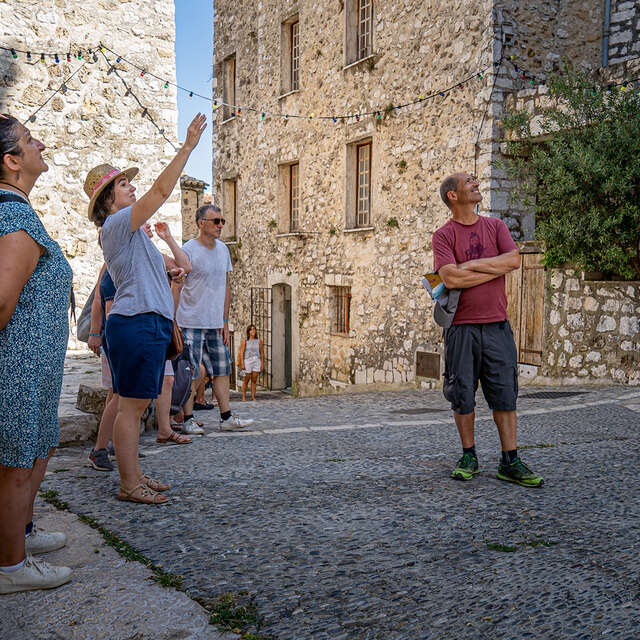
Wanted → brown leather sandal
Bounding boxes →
[157,431,192,445]
[117,483,168,505]
[140,474,170,492]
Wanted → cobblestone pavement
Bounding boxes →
[42,381,640,640]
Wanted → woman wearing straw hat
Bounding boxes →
[84,113,206,505]
[0,113,73,593]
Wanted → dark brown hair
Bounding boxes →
[246,324,258,339]
[0,114,23,179]
[90,181,116,228]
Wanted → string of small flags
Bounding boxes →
[3,41,639,127]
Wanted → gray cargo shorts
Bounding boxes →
[442,321,518,415]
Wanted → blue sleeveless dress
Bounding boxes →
[0,190,73,468]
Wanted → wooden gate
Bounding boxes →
[505,250,545,366]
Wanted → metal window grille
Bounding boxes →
[291,20,300,91]
[356,142,371,227]
[290,163,299,231]
[333,286,351,334]
[358,0,372,59]
[250,287,272,389]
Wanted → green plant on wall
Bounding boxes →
[501,64,640,280]
[386,217,399,228]
[268,219,277,229]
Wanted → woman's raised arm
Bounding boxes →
[130,113,206,232]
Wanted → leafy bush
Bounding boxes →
[502,65,640,279]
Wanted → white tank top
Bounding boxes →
[245,338,260,360]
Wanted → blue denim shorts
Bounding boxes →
[105,312,173,399]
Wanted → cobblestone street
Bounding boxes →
[39,376,640,639]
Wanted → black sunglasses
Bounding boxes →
[201,217,225,225]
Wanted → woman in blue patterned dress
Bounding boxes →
[0,114,74,594]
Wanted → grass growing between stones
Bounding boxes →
[38,489,183,590]
[39,489,272,635]
[194,592,273,639]
[487,537,559,553]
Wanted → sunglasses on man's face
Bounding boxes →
[201,217,225,226]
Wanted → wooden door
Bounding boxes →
[506,252,545,366]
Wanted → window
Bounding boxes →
[223,55,236,121]
[280,14,300,95]
[289,163,300,231]
[331,286,351,334]
[291,20,300,91]
[222,178,237,239]
[356,141,371,227]
[358,0,373,60]
[345,0,373,66]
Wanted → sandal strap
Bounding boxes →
[140,474,170,491]
[119,483,163,502]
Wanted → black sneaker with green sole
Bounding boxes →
[451,452,480,481]
[497,457,544,487]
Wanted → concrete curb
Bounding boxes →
[0,500,236,640]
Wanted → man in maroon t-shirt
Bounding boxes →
[432,172,543,488]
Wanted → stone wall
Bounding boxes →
[0,0,180,347]
[180,175,207,242]
[540,270,640,385]
[608,0,640,65]
[214,0,498,395]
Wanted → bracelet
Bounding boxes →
[89,333,101,337]
[223,319,229,323]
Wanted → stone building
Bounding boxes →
[180,174,209,241]
[212,0,639,394]
[1,0,181,346]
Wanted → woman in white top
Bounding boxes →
[238,324,264,401]
[83,114,206,505]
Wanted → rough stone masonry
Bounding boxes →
[0,0,181,347]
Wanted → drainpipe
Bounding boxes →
[602,0,611,67]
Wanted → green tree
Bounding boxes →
[502,65,640,279]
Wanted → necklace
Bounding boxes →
[0,182,30,202]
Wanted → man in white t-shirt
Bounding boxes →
[176,204,253,432]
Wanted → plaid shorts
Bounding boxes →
[181,328,231,380]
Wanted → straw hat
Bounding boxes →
[84,163,138,220]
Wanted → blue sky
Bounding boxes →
[174,0,214,189]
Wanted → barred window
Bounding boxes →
[290,163,300,231]
[356,141,371,227]
[332,286,351,334]
[358,0,373,60]
[291,20,300,92]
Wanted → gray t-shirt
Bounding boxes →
[176,238,232,329]
[100,206,173,320]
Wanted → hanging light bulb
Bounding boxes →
[332,117,337,123]
[27,51,32,61]
[116,56,121,63]
[189,91,193,98]
[164,81,169,88]
[140,69,146,77]
[77,51,82,60]
[66,52,71,62]
[261,113,265,120]
[10,48,17,59]
[40,53,45,63]
[55,53,60,63]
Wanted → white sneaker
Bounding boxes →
[0,554,72,594]
[182,417,205,435]
[25,524,67,555]
[219,415,254,431]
